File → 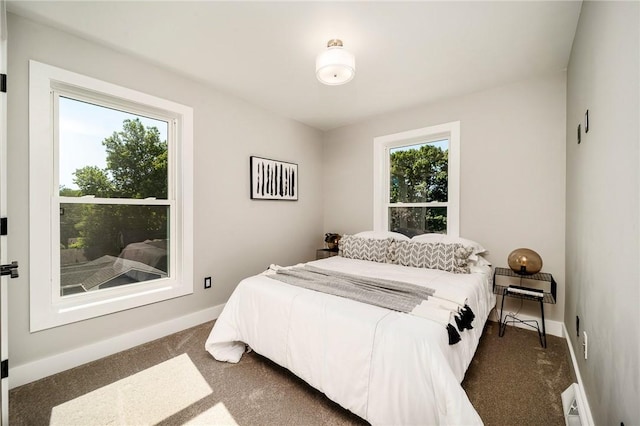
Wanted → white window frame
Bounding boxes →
[29,60,194,332]
[373,121,460,237]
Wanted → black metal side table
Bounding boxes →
[493,267,557,348]
[316,248,339,260]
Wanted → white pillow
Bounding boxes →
[355,231,410,241]
[473,255,492,267]
[411,233,486,256]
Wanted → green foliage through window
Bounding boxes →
[64,118,168,199]
[389,141,448,236]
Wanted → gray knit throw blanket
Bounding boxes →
[267,264,436,313]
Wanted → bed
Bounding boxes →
[205,233,495,425]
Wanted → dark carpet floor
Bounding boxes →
[462,321,576,425]
[9,318,575,425]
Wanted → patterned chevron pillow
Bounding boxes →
[394,241,473,273]
[338,235,393,263]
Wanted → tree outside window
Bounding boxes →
[388,140,448,237]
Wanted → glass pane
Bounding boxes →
[60,203,169,296]
[389,140,448,203]
[389,206,447,237]
[58,96,169,199]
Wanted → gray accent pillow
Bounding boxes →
[338,235,393,263]
[394,241,472,273]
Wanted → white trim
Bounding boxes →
[562,323,595,426]
[9,304,224,389]
[373,121,460,236]
[28,60,194,332]
[447,123,460,236]
[0,0,9,421]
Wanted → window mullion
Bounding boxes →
[388,202,449,208]
[58,196,172,205]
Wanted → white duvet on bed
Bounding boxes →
[205,256,495,425]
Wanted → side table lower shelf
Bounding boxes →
[498,287,547,347]
[493,267,557,349]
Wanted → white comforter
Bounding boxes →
[205,256,495,425]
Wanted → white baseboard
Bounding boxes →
[9,303,225,389]
[489,309,564,338]
[562,323,595,426]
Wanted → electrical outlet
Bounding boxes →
[204,276,212,289]
[583,331,588,360]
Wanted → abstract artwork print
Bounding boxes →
[250,156,298,200]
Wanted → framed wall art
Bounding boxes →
[250,156,298,201]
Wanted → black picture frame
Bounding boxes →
[250,156,298,201]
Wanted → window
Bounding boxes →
[373,122,460,237]
[29,61,193,331]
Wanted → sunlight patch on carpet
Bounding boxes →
[50,353,212,425]
[184,402,239,425]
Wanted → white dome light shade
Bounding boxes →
[316,39,355,86]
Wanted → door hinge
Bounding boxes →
[1,360,7,379]
[0,74,6,93]
[0,261,18,279]
[0,217,6,235]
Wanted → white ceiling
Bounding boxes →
[7,1,582,131]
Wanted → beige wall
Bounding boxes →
[565,1,639,424]
[323,73,567,323]
[7,14,324,367]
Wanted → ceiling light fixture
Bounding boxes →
[315,39,355,86]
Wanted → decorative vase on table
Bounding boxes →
[324,233,341,251]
